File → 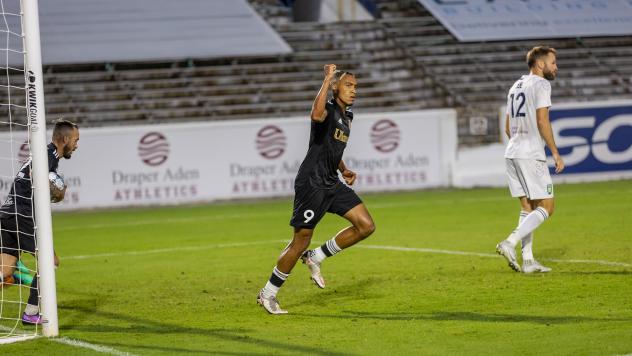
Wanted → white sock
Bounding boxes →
[520,211,534,261]
[262,267,288,298]
[24,303,39,316]
[506,207,548,247]
[311,238,342,264]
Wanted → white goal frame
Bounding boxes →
[22,0,58,338]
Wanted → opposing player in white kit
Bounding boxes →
[496,46,565,273]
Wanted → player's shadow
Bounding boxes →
[300,311,632,325]
[286,276,384,308]
[58,302,352,356]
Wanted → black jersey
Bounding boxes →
[0,143,60,219]
[295,99,353,189]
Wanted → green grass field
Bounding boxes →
[2,180,632,355]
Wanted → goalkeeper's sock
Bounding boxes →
[27,276,38,307]
[262,267,288,298]
[506,207,548,247]
[24,303,39,316]
[311,238,342,264]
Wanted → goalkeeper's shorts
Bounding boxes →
[0,215,35,257]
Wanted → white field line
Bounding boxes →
[357,245,632,268]
[51,197,517,232]
[55,187,628,232]
[52,337,138,356]
[63,240,287,260]
[52,198,511,232]
[0,325,37,344]
[55,212,284,232]
[0,325,135,354]
[63,239,632,268]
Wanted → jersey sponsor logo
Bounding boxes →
[370,119,400,153]
[548,104,632,174]
[334,128,349,143]
[138,132,170,167]
[256,125,286,160]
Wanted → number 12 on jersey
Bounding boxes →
[510,92,526,118]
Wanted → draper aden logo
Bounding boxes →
[138,132,170,166]
[371,119,400,153]
[548,105,632,174]
[256,125,286,160]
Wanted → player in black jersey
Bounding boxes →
[258,64,376,314]
[0,119,79,325]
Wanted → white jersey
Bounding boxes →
[504,73,552,160]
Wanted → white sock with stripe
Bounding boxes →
[506,207,548,247]
[520,211,534,260]
[311,238,342,264]
[262,267,289,298]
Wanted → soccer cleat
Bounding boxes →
[301,250,325,289]
[522,259,552,273]
[257,290,288,315]
[21,312,42,326]
[496,241,521,272]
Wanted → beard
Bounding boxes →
[543,68,556,81]
[63,146,73,159]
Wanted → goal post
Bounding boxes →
[21,0,58,337]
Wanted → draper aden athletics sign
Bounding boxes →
[0,109,457,210]
[501,100,632,183]
[419,0,632,42]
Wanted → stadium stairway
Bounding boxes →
[1,0,630,146]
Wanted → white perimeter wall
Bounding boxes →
[455,100,632,188]
[0,109,457,210]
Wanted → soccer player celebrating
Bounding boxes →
[257,64,376,314]
[0,119,79,324]
[496,46,564,273]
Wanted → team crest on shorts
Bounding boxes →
[547,184,553,194]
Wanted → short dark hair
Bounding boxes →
[52,119,78,140]
[526,46,557,69]
[331,70,355,92]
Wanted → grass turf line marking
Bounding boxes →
[357,245,632,268]
[0,326,134,354]
[52,337,138,356]
[64,240,285,260]
[0,325,37,344]
[55,212,284,232]
[64,239,632,268]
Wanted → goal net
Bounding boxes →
[0,0,58,343]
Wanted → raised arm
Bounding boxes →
[536,107,564,173]
[311,64,337,122]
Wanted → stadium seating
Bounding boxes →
[1,0,630,145]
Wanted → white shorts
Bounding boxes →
[505,158,554,200]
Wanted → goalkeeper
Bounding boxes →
[0,119,79,325]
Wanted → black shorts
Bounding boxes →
[0,215,36,257]
[290,181,362,229]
